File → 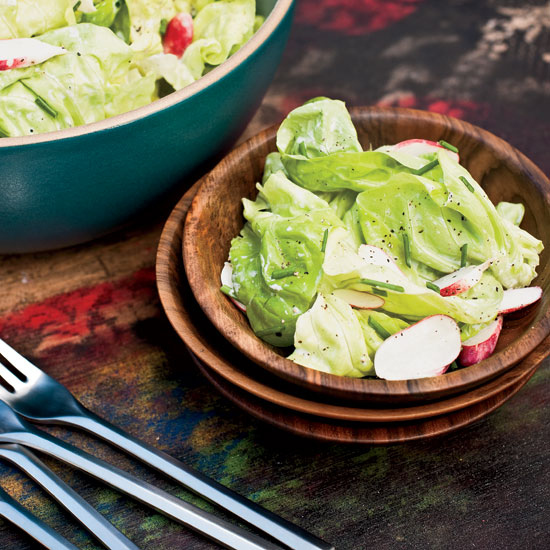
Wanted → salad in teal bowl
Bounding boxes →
[0,0,294,252]
[0,0,265,136]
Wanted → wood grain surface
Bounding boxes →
[182,107,550,404]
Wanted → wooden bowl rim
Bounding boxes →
[183,106,550,400]
[192,351,539,444]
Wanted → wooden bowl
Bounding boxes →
[192,352,538,444]
[182,107,550,404]
[156,181,549,430]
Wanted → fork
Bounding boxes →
[0,337,333,550]
[0,399,282,550]
[0,483,79,550]
[0,442,140,550]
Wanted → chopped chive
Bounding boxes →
[256,325,285,337]
[321,228,329,252]
[426,281,440,293]
[459,175,475,192]
[402,232,411,268]
[412,159,439,176]
[73,0,81,10]
[35,96,58,118]
[298,142,308,157]
[159,18,168,35]
[359,279,405,292]
[438,140,459,153]
[368,316,392,340]
[220,285,233,296]
[460,243,468,267]
[371,288,387,297]
[272,267,296,279]
[448,361,459,371]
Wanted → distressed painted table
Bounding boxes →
[1,1,549,548]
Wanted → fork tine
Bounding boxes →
[0,360,26,391]
[0,338,41,382]
[0,359,26,390]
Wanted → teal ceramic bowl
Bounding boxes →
[0,0,294,253]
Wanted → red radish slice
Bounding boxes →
[77,0,97,13]
[332,289,384,309]
[392,138,460,162]
[374,314,461,380]
[230,297,246,313]
[0,39,66,71]
[458,316,503,367]
[432,260,492,297]
[498,286,542,314]
[220,262,246,313]
[358,244,404,275]
[163,13,194,57]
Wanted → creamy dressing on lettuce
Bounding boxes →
[226,98,544,378]
[0,0,263,136]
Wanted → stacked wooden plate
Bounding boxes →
[156,108,550,444]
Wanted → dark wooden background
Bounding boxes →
[1,1,549,548]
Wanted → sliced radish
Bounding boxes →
[230,297,246,313]
[374,314,461,380]
[392,138,460,162]
[0,38,66,71]
[220,261,233,287]
[332,289,384,309]
[498,286,542,314]
[458,316,503,367]
[220,262,246,313]
[76,0,97,13]
[163,13,194,57]
[358,244,404,275]
[432,260,492,297]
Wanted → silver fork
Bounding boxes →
[0,483,79,550]
[0,443,140,550]
[0,337,334,550]
[0,399,280,550]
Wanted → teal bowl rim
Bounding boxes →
[0,0,294,149]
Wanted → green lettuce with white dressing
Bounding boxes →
[226,98,544,378]
[0,0,263,136]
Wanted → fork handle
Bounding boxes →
[0,444,140,550]
[63,411,334,550]
[0,485,79,550]
[9,430,281,550]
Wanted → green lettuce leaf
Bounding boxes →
[80,0,123,28]
[229,172,343,346]
[281,150,419,193]
[496,201,525,226]
[437,152,542,288]
[124,0,177,55]
[192,0,255,62]
[136,52,195,91]
[0,0,76,39]
[0,24,156,136]
[277,98,362,158]
[289,293,374,377]
[262,152,288,183]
